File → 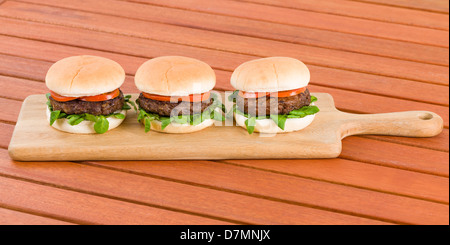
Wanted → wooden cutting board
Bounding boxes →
[8,93,443,161]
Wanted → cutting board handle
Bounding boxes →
[340,111,444,138]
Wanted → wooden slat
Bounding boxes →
[122,0,449,47]
[0,123,14,149]
[0,53,49,81]
[340,137,449,176]
[19,0,450,66]
[0,75,47,100]
[79,159,448,224]
[0,207,74,225]
[0,150,390,224]
[350,0,449,14]
[1,33,448,108]
[365,129,449,152]
[0,175,233,225]
[0,2,447,85]
[230,0,450,30]
[0,97,21,123]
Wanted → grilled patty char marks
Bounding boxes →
[49,90,125,116]
[236,88,311,116]
[137,93,213,117]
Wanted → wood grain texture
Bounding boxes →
[122,0,449,46]
[18,0,450,65]
[221,158,449,203]
[8,93,443,161]
[0,175,233,225]
[0,2,447,85]
[0,150,389,224]
[0,123,14,149]
[81,159,448,225]
[231,0,449,30]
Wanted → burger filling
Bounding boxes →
[228,88,319,134]
[137,93,213,117]
[49,90,125,116]
[46,89,135,134]
[136,92,225,132]
[237,88,312,116]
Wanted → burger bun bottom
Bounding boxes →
[143,118,214,134]
[234,112,315,134]
[46,107,126,134]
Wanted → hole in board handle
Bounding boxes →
[418,113,433,120]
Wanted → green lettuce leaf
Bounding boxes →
[245,116,256,134]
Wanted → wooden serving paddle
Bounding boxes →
[8,93,443,161]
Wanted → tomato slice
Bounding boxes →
[50,89,120,102]
[270,87,306,98]
[238,87,306,99]
[142,91,211,102]
[49,91,78,102]
[78,89,120,102]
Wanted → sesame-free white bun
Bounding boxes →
[45,55,125,97]
[46,107,126,134]
[135,56,216,96]
[234,112,315,134]
[231,57,310,92]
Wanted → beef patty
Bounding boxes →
[236,88,311,116]
[49,90,125,116]
[137,93,214,117]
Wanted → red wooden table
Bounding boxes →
[0,0,448,225]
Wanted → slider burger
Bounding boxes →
[45,55,134,134]
[229,57,319,134]
[135,56,224,133]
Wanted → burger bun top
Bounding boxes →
[45,55,125,97]
[230,57,310,92]
[134,56,216,96]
